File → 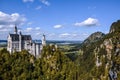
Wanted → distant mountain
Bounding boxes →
[0,40,7,42]
[47,40,82,45]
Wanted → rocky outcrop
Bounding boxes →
[83,31,105,44]
[109,20,120,33]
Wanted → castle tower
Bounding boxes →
[42,34,46,46]
[19,31,22,51]
[14,25,18,34]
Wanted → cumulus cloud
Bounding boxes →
[0,11,26,32]
[74,18,99,27]
[0,11,26,25]
[59,33,70,38]
[53,25,62,29]
[59,33,79,38]
[23,0,34,2]
[40,0,50,6]
[24,27,41,35]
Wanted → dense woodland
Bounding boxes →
[0,46,80,80]
[0,20,120,80]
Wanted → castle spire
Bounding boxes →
[42,34,46,46]
[14,25,18,34]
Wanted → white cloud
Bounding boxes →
[74,18,99,27]
[20,27,42,39]
[60,33,70,36]
[0,25,3,29]
[26,27,33,32]
[23,0,34,2]
[0,28,8,32]
[36,32,41,36]
[0,11,26,25]
[59,33,80,38]
[59,33,70,38]
[23,27,41,37]
[35,27,40,30]
[72,33,78,37]
[53,25,62,29]
[36,6,42,10]
[40,0,50,6]
[0,11,26,32]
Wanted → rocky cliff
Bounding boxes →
[109,20,120,33]
[78,20,120,79]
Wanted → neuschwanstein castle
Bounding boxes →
[7,26,46,57]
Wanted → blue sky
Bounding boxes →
[0,0,120,40]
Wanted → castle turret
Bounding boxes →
[19,31,22,51]
[42,34,46,46]
[14,25,18,34]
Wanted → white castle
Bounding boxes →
[7,26,46,57]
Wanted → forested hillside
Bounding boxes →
[0,46,79,80]
[77,20,120,79]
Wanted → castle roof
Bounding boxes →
[10,34,19,41]
[21,35,32,40]
[9,34,31,41]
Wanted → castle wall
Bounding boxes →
[36,44,40,57]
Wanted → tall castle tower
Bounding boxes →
[42,34,46,46]
[14,25,18,34]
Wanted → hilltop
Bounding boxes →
[82,31,105,45]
